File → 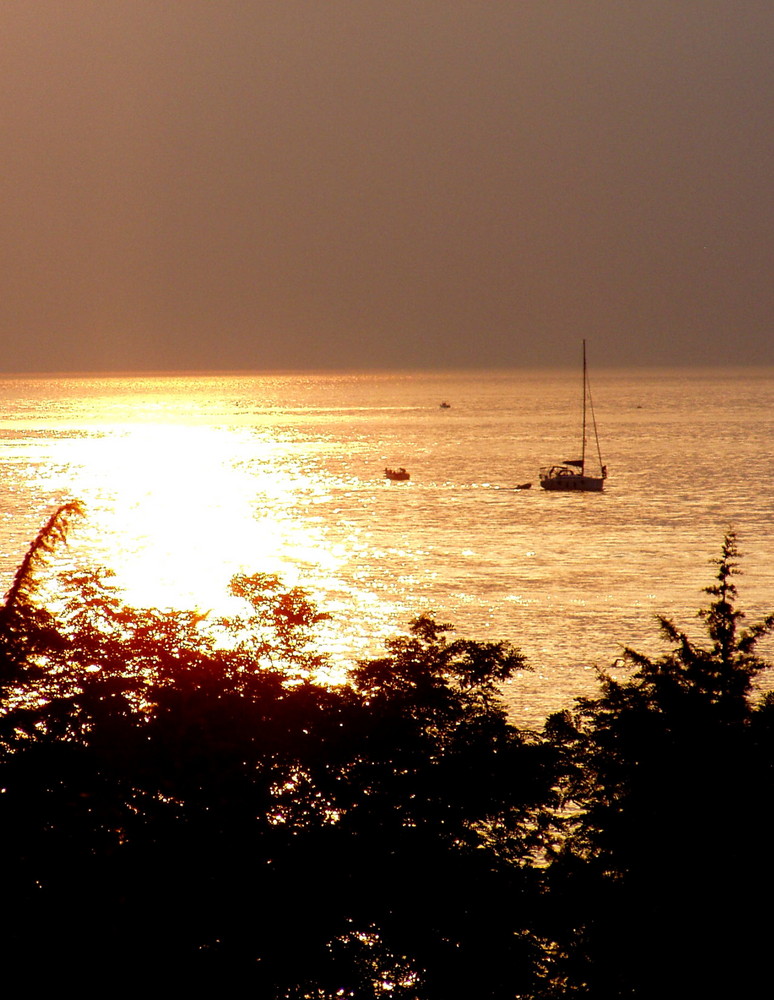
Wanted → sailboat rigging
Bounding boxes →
[539,340,607,492]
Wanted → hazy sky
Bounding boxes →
[2,1,772,373]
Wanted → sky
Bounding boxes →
[2,1,773,373]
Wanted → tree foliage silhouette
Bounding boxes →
[0,500,82,692]
[2,512,773,996]
[0,505,556,997]
[544,531,774,996]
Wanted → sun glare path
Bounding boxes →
[36,424,348,618]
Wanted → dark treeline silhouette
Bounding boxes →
[1,508,772,996]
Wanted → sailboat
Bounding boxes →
[539,340,607,492]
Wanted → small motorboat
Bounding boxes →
[515,482,532,490]
[385,467,410,481]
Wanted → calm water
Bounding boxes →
[1,368,773,723]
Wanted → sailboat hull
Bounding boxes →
[539,470,604,492]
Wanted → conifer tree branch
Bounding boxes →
[1,501,83,621]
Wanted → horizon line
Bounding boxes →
[1,361,772,380]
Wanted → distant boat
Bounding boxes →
[540,340,607,492]
[515,482,532,490]
[439,401,451,408]
[385,467,410,481]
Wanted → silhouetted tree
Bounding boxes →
[544,532,774,996]
[0,500,81,694]
[0,506,558,997]
[7,510,771,996]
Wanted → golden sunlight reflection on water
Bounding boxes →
[50,423,351,619]
[3,369,774,724]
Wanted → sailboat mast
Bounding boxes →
[581,339,587,474]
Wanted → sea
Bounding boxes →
[1,367,773,725]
